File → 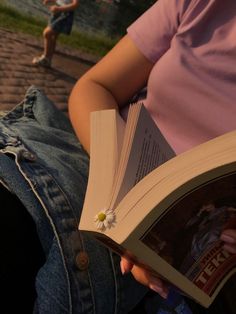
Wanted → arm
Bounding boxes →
[68,34,154,153]
[43,0,56,4]
[69,34,168,298]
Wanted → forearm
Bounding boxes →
[68,35,153,154]
[68,78,118,154]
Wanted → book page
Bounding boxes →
[81,109,125,228]
[110,103,175,208]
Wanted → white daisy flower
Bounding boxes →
[94,208,116,231]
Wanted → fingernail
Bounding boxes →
[149,283,161,294]
[160,287,169,299]
[221,234,235,243]
[149,284,168,299]
[120,262,126,275]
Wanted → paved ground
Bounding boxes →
[0,27,99,112]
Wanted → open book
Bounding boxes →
[79,102,236,308]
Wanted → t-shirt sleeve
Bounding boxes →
[127,0,191,63]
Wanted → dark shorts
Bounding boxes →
[49,11,74,35]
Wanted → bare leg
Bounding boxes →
[43,26,59,62]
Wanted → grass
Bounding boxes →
[0,1,118,57]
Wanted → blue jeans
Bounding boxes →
[0,86,148,313]
[49,11,74,35]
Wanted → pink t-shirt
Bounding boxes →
[127,0,236,154]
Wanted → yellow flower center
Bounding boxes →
[98,212,106,221]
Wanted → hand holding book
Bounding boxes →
[121,255,194,313]
[120,255,169,299]
[80,102,236,308]
[120,228,236,295]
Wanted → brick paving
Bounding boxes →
[0,27,98,112]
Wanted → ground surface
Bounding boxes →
[0,27,98,112]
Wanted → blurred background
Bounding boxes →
[0,0,156,111]
[4,0,155,38]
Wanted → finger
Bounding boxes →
[120,256,134,274]
[149,280,169,299]
[221,230,236,254]
[222,229,236,239]
[222,243,236,254]
[131,264,169,299]
[148,274,169,299]
[221,229,236,244]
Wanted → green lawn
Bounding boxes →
[0,1,118,56]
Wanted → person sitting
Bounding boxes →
[68,0,236,312]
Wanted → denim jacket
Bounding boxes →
[0,86,147,314]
